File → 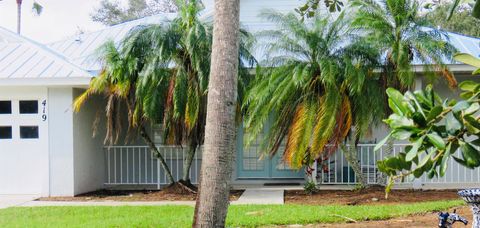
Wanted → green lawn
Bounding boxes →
[0,200,463,227]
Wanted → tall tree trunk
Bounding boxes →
[139,126,175,184]
[182,145,196,182]
[193,0,240,226]
[377,137,394,186]
[341,140,367,188]
[16,0,22,34]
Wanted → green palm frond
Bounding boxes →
[243,10,384,169]
[351,0,458,89]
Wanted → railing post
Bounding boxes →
[157,158,161,190]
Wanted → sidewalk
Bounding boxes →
[0,195,39,209]
[14,189,285,207]
[232,189,284,205]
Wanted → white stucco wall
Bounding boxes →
[72,89,106,195]
[48,87,75,196]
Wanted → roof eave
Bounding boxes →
[0,77,92,87]
[412,64,477,74]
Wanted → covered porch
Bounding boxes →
[102,143,480,190]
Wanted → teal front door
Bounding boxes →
[236,127,304,179]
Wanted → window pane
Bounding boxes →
[0,126,12,139]
[20,126,39,139]
[19,100,38,114]
[0,101,12,114]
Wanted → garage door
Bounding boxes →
[0,88,48,195]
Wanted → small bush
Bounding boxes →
[304,181,318,194]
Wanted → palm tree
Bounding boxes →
[129,0,254,188]
[351,0,457,90]
[193,0,242,225]
[13,0,43,34]
[75,0,255,190]
[351,0,458,185]
[242,11,384,187]
[73,40,178,184]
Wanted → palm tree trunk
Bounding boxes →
[16,0,22,34]
[139,126,175,184]
[182,145,196,182]
[377,137,394,185]
[341,140,367,188]
[193,0,240,226]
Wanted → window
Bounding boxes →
[0,126,12,139]
[19,100,38,114]
[20,126,39,139]
[0,101,12,114]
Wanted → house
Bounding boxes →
[1,0,479,197]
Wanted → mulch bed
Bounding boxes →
[39,189,244,202]
[285,186,460,205]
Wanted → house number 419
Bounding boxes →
[42,100,47,121]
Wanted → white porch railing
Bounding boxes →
[316,143,480,188]
[104,144,480,189]
[104,145,202,189]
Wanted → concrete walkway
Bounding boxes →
[0,195,39,209]
[232,189,284,205]
[7,189,284,208]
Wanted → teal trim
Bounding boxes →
[236,121,304,179]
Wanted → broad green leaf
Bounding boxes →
[386,114,415,129]
[412,112,427,127]
[461,142,480,167]
[385,157,403,171]
[391,129,412,140]
[406,136,424,161]
[452,101,470,113]
[473,68,480,75]
[440,143,452,177]
[405,91,426,118]
[417,153,431,169]
[465,117,480,134]
[427,133,446,150]
[471,139,480,147]
[398,153,412,170]
[446,112,462,135]
[459,80,479,92]
[413,166,425,178]
[454,53,480,68]
[414,90,433,108]
[465,103,480,115]
[386,88,409,115]
[465,115,480,129]
[428,168,437,179]
[427,106,443,122]
[460,91,474,100]
[374,133,391,151]
[453,155,470,168]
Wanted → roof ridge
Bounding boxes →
[47,12,177,46]
[421,26,480,41]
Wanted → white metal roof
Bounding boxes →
[50,19,480,76]
[0,27,92,86]
[48,13,177,73]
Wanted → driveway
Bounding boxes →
[0,195,38,209]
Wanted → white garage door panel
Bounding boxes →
[0,87,49,195]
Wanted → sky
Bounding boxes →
[0,0,106,44]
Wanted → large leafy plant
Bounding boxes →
[376,82,480,197]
